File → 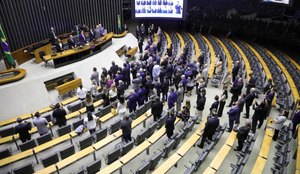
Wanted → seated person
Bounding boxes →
[55,39,64,52]
[79,30,87,45]
[68,35,76,49]
[98,24,105,36]
[89,29,95,42]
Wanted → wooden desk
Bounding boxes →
[113,30,128,38]
[187,33,200,61]
[126,47,138,57]
[225,131,237,146]
[250,157,267,174]
[203,167,217,174]
[119,141,151,164]
[202,35,216,79]
[44,33,114,68]
[215,37,233,73]
[55,78,82,96]
[228,39,251,80]
[0,113,32,128]
[97,160,123,174]
[61,96,79,106]
[209,145,231,170]
[152,153,182,174]
[0,68,26,85]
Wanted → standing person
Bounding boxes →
[196,89,206,124]
[137,85,146,106]
[14,118,32,143]
[109,84,118,103]
[210,95,219,114]
[85,91,95,112]
[77,85,87,101]
[90,67,99,86]
[117,97,127,119]
[232,61,240,82]
[52,103,67,127]
[49,27,58,45]
[244,88,256,118]
[167,88,177,109]
[222,71,232,97]
[292,106,300,135]
[101,87,110,107]
[272,110,287,141]
[246,73,256,94]
[165,111,176,140]
[162,77,170,102]
[127,91,138,113]
[117,81,125,100]
[202,64,208,86]
[195,71,203,92]
[251,100,267,133]
[181,101,190,126]
[90,80,99,98]
[228,77,244,107]
[121,115,133,143]
[84,111,98,135]
[218,90,227,117]
[265,87,275,118]
[33,112,49,136]
[132,73,143,92]
[227,103,240,132]
[176,85,184,112]
[151,97,164,121]
[138,37,143,53]
[263,79,273,94]
[186,77,195,97]
[197,111,219,148]
[234,120,251,151]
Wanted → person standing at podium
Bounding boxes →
[55,39,63,52]
[49,27,58,45]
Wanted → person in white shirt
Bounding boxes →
[117,97,128,119]
[109,84,118,102]
[77,85,87,101]
[152,61,161,80]
[84,111,97,134]
[32,112,49,136]
[272,110,287,141]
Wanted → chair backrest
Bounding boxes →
[57,124,72,137]
[174,131,185,149]
[135,129,149,146]
[98,105,111,118]
[75,169,85,174]
[106,147,121,165]
[109,119,121,134]
[162,139,176,158]
[121,140,134,156]
[144,100,152,112]
[67,102,82,112]
[12,163,34,174]
[128,112,136,120]
[41,153,59,168]
[43,114,52,122]
[72,119,84,130]
[135,105,145,118]
[79,135,94,150]
[149,151,162,170]
[86,159,101,174]
[59,144,75,160]
[0,126,15,138]
[36,132,52,145]
[0,148,11,160]
[184,165,196,174]
[95,128,108,142]
[19,139,37,152]
[135,161,151,174]
[147,122,157,138]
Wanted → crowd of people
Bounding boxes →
[13,23,300,153]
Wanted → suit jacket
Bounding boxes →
[203,117,219,137]
[151,101,163,116]
[49,32,57,44]
[89,31,95,41]
[210,100,219,111]
[52,108,67,124]
[15,122,31,140]
[165,115,176,131]
[245,92,255,105]
[237,125,250,141]
[79,33,86,44]
[68,38,76,48]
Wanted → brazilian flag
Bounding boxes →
[0,24,15,68]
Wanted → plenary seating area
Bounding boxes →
[169,32,180,59]
[187,33,201,61]
[214,37,233,73]
[201,35,216,79]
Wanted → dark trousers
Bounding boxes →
[162,92,168,102]
[20,136,31,143]
[237,140,244,151]
[273,129,279,141]
[199,133,212,148]
[229,94,239,106]
[153,114,161,122]
[245,102,251,118]
[129,107,136,113]
[252,118,264,133]
[166,130,173,139]
[57,121,67,128]
[89,128,96,135]
[228,119,235,132]
[123,133,132,143]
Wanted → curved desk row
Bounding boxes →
[113,30,128,38]
[0,68,26,85]
[44,32,114,68]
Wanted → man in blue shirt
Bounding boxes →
[175,1,182,14]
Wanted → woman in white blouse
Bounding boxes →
[84,111,97,135]
[117,97,128,119]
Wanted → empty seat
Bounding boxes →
[194,151,208,170]
[0,127,15,138]
[43,114,52,122]
[135,129,149,146]
[173,131,185,149]
[105,147,121,165]
[12,163,34,174]
[147,122,157,138]
[0,148,12,160]
[75,169,85,174]
[79,135,94,150]
[135,105,145,118]
[86,159,101,174]
[144,100,153,111]
[41,153,59,168]
[109,119,121,134]
[157,113,168,129]
[131,161,151,174]
[73,119,84,130]
[94,128,108,142]
[36,132,52,145]
[149,151,163,170]
[97,105,111,118]
[184,165,196,174]
[162,139,176,158]
[67,102,82,112]
[120,140,134,156]
[59,144,75,160]
[19,139,37,152]
[57,124,72,136]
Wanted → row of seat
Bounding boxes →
[187,33,201,61]
[201,35,216,79]
[175,32,185,51]
[214,37,233,73]
[297,128,300,174]
[180,32,194,63]
[169,32,180,59]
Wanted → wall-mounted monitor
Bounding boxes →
[134,0,187,19]
[261,0,293,6]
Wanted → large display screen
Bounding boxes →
[134,0,185,19]
[262,0,291,5]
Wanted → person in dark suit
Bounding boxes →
[55,39,64,52]
[251,100,267,133]
[152,97,164,121]
[246,73,256,94]
[235,120,251,151]
[138,37,143,54]
[121,115,132,143]
[197,110,219,148]
[165,111,176,139]
[227,103,241,132]
[231,61,240,82]
[52,103,67,127]
[89,29,95,42]
[210,95,219,113]
[228,77,244,107]
[244,88,256,118]
[79,30,87,45]
[68,35,76,49]
[14,118,32,143]
[49,27,58,45]
[292,106,300,135]
[127,91,138,113]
